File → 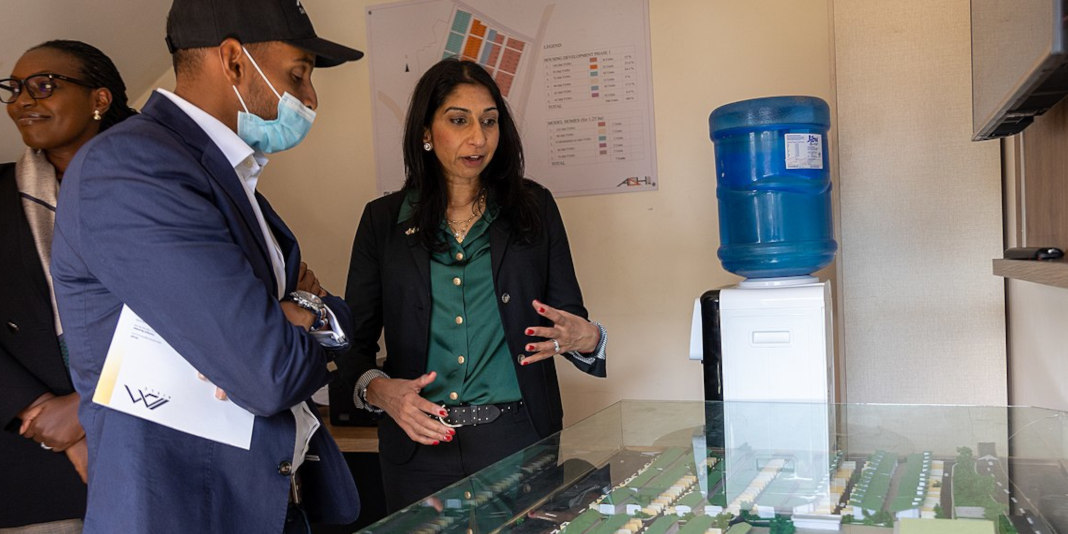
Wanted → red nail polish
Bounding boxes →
[525,328,534,335]
[444,435,453,442]
[432,440,440,446]
[447,428,456,435]
[539,307,546,313]
[521,359,528,366]
[439,410,447,416]
[525,344,534,351]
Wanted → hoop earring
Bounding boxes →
[93,109,102,121]
[423,142,433,152]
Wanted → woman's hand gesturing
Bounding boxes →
[519,299,601,365]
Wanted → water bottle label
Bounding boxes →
[784,133,824,170]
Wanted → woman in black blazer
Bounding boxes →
[1,40,135,531]
[342,58,607,511]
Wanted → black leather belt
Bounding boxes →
[439,401,523,427]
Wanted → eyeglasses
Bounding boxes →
[0,73,95,104]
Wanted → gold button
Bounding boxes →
[455,316,463,325]
[464,491,473,499]
[458,355,465,364]
[455,252,464,261]
[453,277,462,286]
[449,392,458,400]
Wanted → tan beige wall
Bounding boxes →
[1006,280,1068,411]
[832,0,1005,404]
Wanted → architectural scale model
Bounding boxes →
[364,440,1036,534]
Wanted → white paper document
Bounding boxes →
[93,305,255,449]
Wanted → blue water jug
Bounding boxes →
[708,96,837,279]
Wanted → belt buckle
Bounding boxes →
[436,413,463,428]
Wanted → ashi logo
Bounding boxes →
[617,176,654,188]
[125,385,171,410]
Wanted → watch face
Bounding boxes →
[292,290,323,306]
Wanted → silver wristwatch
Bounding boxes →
[287,290,328,330]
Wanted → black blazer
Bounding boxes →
[0,161,86,527]
[342,181,593,463]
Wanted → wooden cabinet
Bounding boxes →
[995,97,1068,289]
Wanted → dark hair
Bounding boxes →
[29,40,137,132]
[171,48,203,79]
[402,58,540,249]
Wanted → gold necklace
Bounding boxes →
[449,221,472,243]
[447,192,486,243]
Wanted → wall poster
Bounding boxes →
[367,0,657,197]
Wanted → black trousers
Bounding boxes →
[282,503,310,534]
[379,403,541,512]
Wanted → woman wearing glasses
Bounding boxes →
[1,40,135,533]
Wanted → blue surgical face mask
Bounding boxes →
[231,47,316,153]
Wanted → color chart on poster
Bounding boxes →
[366,0,657,196]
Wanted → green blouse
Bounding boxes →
[399,192,522,406]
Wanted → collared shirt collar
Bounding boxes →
[155,89,268,188]
[397,189,500,225]
[155,88,283,300]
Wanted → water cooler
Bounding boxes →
[690,95,837,405]
[690,96,839,516]
[695,276,833,404]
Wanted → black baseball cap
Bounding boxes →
[165,0,363,68]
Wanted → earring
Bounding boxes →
[423,141,433,152]
[93,109,102,121]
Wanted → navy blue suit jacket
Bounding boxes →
[51,93,359,533]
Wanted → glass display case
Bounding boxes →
[357,400,1068,533]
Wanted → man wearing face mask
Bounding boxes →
[50,1,363,533]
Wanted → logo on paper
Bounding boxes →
[125,385,171,410]
[617,176,654,188]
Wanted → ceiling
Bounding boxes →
[0,0,173,162]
